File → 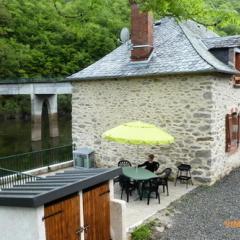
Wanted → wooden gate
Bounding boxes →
[83,182,111,240]
[44,193,80,240]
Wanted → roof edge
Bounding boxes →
[69,69,235,82]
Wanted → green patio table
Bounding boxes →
[122,167,157,181]
[122,167,158,200]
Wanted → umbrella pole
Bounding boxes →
[137,145,139,162]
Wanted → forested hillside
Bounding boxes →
[0,0,240,80]
[0,0,129,79]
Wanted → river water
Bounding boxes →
[0,117,72,157]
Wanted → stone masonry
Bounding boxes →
[211,75,240,183]
[72,73,240,184]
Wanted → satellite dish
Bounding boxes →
[120,27,130,43]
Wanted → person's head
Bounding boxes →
[148,154,154,162]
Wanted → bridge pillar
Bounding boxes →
[31,94,42,141]
[31,94,59,141]
[48,95,59,138]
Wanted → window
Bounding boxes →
[226,112,239,152]
[235,53,240,71]
[233,53,240,86]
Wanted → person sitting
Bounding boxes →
[138,154,159,172]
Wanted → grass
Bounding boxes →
[131,221,156,240]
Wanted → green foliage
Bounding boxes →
[0,0,240,81]
[138,0,240,35]
[210,0,240,35]
[58,95,72,115]
[131,225,151,240]
[0,96,30,118]
[0,0,129,79]
[137,0,207,20]
[131,221,156,240]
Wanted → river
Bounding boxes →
[0,117,72,157]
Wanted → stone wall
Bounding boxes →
[211,76,240,183]
[72,74,232,184]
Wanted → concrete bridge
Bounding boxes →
[0,81,72,141]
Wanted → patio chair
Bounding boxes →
[118,159,132,167]
[175,164,193,188]
[114,160,132,184]
[119,175,136,202]
[140,177,160,205]
[157,168,172,196]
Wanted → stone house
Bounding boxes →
[68,3,240,184]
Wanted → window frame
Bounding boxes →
[233,52,240,87]
[226,112,240,153]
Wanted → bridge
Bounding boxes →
[0,81,72,141]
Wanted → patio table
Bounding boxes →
[122,167,158,200]
[122,167,157,181]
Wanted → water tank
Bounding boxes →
[73,147,95,168]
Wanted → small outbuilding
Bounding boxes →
[0,168,126,240]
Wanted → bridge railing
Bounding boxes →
[0,144,74,173]
[0,167,43,189]
[0,78,68,84]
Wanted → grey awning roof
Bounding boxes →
[68,18,239,81]
[0,167,121,208]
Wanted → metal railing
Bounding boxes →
[0,167,42,189]
[0,144,74,173]
[0,77,69,84]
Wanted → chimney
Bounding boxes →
[130,2,153,61]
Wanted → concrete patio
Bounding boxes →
[114,181,195,231]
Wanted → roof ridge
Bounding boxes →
[178,22,216,70]
[179,22,238,75]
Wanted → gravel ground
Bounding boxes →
[155,169,240,240]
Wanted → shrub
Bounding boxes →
[131,221,155,240]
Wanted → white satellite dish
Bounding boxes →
[120,27,130,43]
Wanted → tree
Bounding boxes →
[0,0,129,79]
[136,0,240,34]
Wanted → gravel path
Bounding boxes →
[157,169,240,240]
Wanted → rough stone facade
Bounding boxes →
[72,73,240,184]
[211,76,240,183]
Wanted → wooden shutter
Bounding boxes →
[232,114,238,144]
[226,114,233,152]
[238,114,240,147]
[234,53,240,86]
[236,53,240,71]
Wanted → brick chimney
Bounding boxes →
[130,2,153,61]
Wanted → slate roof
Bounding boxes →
[68,18,239,81]
[0,167,121,207]
[203,35,240,49]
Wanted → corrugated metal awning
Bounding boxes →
[0,167,121,208]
